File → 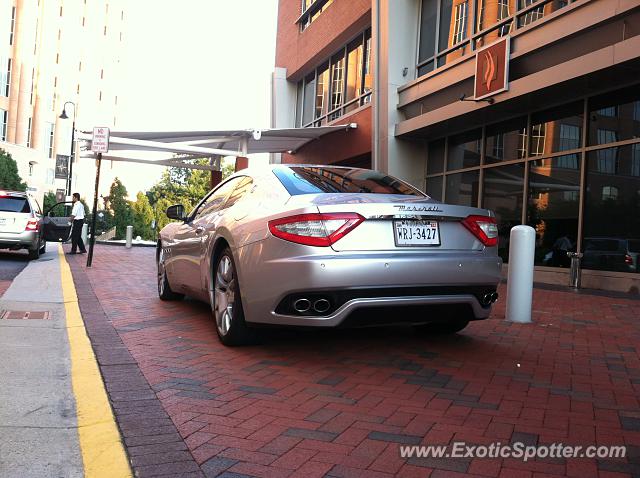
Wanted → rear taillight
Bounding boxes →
[25,219,39,232]
[268,213,364,247]
[625,254,633,265]
[461,215,498,247]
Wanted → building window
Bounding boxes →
[589,86,640,146]
[26,117,32,147]
[329,55,345,121]
[584,143,640,272]
[452,1,469,45]
[1,58,10,97]
[9,6,16,45]
[315,64,329,122]
[597,106,617,117]
[633,144,640,177]
[559,124,580,152]
[518,0,544,27]
[29,163,34,176]
[419,0,574,77]
[517,128,527,159]
[492,133,504,160]
[497,0,511,35]
[601,186,618,201]
[0,109,7,141]
[299,0,334,31]
[46,122,55,158]
[296,30,372,127]
[484,164,525,263]
[528,156,580,267]
[596,130,617,173]
[530,123,546,156]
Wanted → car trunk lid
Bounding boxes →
[291,193,493,252]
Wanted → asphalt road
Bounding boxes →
[0,251,31,281]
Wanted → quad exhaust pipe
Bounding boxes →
[481,292,499,306]
[313,299,331,314]
[293,297,332,315]
[293,298,311,313]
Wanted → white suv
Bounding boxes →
[0,190,46,260]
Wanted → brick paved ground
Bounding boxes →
[66,246,640,478]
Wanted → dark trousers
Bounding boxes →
[71,219,86,253]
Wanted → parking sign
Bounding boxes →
[91,127,110,153]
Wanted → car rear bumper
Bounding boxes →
[0,230,38,249]
[237,239,502,327]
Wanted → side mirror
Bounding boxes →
[166,204,186,221]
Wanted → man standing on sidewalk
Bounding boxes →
[68,193,87,254]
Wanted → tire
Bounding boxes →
[157,245,184,301]
[27,245,40,260]
[211,247,256,346]
[413,319,470,335]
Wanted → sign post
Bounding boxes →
[87,127,109,268]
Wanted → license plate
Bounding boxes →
[393,220,440,246]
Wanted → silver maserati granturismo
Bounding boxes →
[157,165,502,345]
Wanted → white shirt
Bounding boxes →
[72,201,85,220]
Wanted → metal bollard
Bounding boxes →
[567,252,583,289]
[125,225,133,248]
[506,225,535,324]
[81,223,88,246]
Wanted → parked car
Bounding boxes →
[0,190,46,259]
[582,237,638,273]
[157,165,503,345]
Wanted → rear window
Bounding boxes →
[628,240,640,252]
[274,166,426,197]
[0,197,30,213]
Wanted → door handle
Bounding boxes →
[195,226,205,235]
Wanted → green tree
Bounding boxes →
[146,159,214,230]
[221,158,236,180]
[0,149,27,191]
[43,192,57,213]
[105,178,134,239]
[131,191,155,240]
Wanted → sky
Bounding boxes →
[107,0,279,195]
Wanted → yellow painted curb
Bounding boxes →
[58,245,132,478]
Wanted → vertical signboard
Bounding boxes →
[55,154,69,179]
[91,127,110,153]
[474,37,510,101]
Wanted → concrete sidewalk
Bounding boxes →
[0,243,83,478]
[0,244,131,478]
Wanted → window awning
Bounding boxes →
[77,124,357,170]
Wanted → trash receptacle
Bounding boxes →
[567,252,583,289]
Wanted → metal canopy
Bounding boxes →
[78,124,357,170]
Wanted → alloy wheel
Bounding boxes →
[214,255,236,336]
[157,248,166,296]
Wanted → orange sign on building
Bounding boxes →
[474,37,510,101]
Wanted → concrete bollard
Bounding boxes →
[125,225,133,249]
[81,223,88,245]
[506,225,535,324]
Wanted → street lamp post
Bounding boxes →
[59,102,76,201]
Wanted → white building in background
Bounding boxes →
[0,0,125,205]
